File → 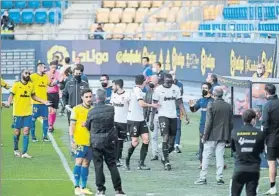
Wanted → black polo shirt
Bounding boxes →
[157,70,165,85]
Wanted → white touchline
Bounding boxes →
[40,117,74,185]
[2,179,69,181]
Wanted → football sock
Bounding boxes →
[127,143,136,161]
[73,165,82,187]
[140,143,149,163]
[31,117,36,139]
[81,166,89,189]
[162,142,169,163]
[22,135,29,154]
[13,134,19,151]
[271,182,276,188]
[43,118,48,137]
[117,139,124,160]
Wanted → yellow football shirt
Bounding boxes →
[30,73,50,104]
[71,104,92,146]
[11,81,35,116]
[1,78,8,88]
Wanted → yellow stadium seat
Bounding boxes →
[135,8,149,23]
[158,7,169,20]
[228,0,240,5]
[103,1,115,8]
[140,1,151,8]
[180,22,191,37]
[203,6,209,20]
[103,23,115,39]
[125,23,139,39]
[113,23,127,39]
[167,7,179,22]
[122,8,136,23]
[115,1,127,8]
[152,1,163,8]
[96,8,110,23]
[109,8,123,23]
[127,1,138,8]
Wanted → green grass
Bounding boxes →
[1,108,73,196]
[1,108,272,196]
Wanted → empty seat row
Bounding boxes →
[223,6,279,20]
[102,1,207,8]
[1,0,68,9]
[1,8,62,24]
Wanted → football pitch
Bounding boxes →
[1,108,272,196]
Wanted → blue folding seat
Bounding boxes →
[249,6,256,20]
[223,8,229,20]
[27,1,41,9]
[21,9,34,24]
[8,9,21,24]
[15,1,26,9]
[35,8,47,24]
[42,1,54,8]
[55,0,69,8]
[1,1,13,9]
[48,8,62,24]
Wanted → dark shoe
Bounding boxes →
[224,164,228,170]
[194,178,207,185]
[175,146,182,153]
[217,179,225,185]
[137,161,151,170]
[125,157,130,171]
[164,163,171,171]
[115,190,126,196]
[150,155,158,161]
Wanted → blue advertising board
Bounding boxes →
[1,40,275,82]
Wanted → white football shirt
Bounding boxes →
[110,91,130,123]
[153,84,181,118]
[127,86,145,122]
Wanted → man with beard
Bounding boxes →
[6,69,51,158]
[100,74,113,104]
[189,82,214,169]
[152,74,190,170]
[30,63,58,142]
[110,79,130,167]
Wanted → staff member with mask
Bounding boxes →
[152,62,165,85]
[100,74,113,104]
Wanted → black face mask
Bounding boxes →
[202,90,208,97]
[101,83,108,88]
[23,76,30,82]
[163,80,173,88]
[74,75,81,82]
[149,83,155,89]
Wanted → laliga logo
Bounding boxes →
[47,45,69,65]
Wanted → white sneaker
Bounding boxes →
[95,190,105,196]
[264,186,277,195]
[14,150,21,157]
[74,187,82,196]
[32,139,39,143]
[21,153,32,158]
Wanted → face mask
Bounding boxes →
[202,90,208,97]
[149,83,155,89]
[152,68,157,73]
[101,83,108,88]
[74,75,81,82]
[163,80,173,88]
[23,76,30,82]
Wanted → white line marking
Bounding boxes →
[38,119,74,185]
[2,178,69,181]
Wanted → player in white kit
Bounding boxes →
[125,75,159,171]
[111,79,130,167]
[152,74,190,170]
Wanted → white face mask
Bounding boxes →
[152,68,157,73]
[257,69,263,74]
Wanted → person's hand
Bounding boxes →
[152,103,160,108]
[150,122,154,132]
[43,100,52,106]
[71,141,77,153]
[65,105,72,111]
[201,135,207,144]
[81,122,86,127]
[185,115,190,125]
[2,102,10,108]
[188,100,196,107]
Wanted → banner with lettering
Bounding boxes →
[1,40,275,82]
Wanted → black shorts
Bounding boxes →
[47,93,59,109]
[158,116,177,136]
[114,122,127,140]
[127,120,149,138]
[267,146,279,160]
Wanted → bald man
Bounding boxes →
[144,75,160,161]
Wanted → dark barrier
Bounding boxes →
[1,40,275,82]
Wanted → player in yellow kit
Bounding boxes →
[6,69,50,158]
[1,78,10,90]
[70,88,93,195]
[30,63,58,142]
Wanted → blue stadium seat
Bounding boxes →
[48,8,62,24]
[22,9,34,24]
[35,8,47,24]
[1,1,13,9]
[27,1,41,9]
[42,1,54,8]
[55,0,69,8]
[15,1,26,9]
[8,9,21,24]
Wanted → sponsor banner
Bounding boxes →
[2,40,275,82]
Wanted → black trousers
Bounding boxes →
[231,172,259,196]
[92,144,122,192]
[199,133,204,162]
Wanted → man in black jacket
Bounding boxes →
[62,66,89,125]
[262,84,279,195]
[86,89,125,196]
[195,86,233,185]
[230,109,264,196]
